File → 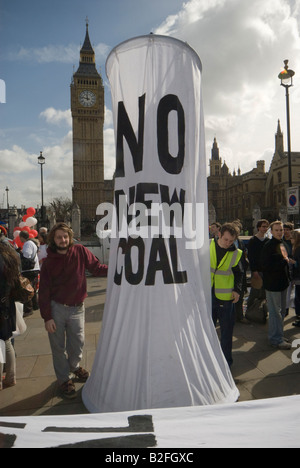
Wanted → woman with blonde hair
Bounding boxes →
[291,230,300,327]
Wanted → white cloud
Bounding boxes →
[6,42,109,64]
[8,44,79,64]
[40,107,72,127]
[156,0,227,35]
[155,0,300,174]
[1,107,115,208]
[0,140,73,208]
[104,106,113,128]
[0,145,36,173]
[94,43,111,62]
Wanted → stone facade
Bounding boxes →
[207,120,300,232]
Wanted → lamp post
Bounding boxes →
[5,186,9,211]
[38,151,45,224]
[5,186,9,233]
[278,59,295,188]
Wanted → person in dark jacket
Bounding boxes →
[261,221,291,349]
[290,230,300,327]
[0,242,20,389]
[39,222,108,399]
[283,222,294,317]
[247,219,269,310]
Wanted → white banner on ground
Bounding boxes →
[1,396,300,448]
[82,35,239,413]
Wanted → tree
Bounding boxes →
[49,197,72,222]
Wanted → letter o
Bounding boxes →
[157,94,185,174]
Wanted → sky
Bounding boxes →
[1,0,300,209]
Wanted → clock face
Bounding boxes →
[79,90,96,107]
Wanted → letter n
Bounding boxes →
[116,93,145,177]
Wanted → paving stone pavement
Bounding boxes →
[1,276,300,416]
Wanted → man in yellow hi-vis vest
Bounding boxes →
[210,223,243,367]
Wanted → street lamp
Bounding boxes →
[278,59,295,188]
[5,186,9,233]
[5,186,9,210]
[38,151,45,224]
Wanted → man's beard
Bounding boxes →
[56,245,69,251]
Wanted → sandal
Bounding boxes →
[60,379,76,399]
[73,367,89,382]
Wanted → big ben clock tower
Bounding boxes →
[71,21,108,222]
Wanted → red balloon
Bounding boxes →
[27,207,36,216]
[22,214,30,222]
[21,226,30,233]
[14,236,23,248]
[30,230,38,238]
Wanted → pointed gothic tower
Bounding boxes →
[275,119,284,155]
[209,137,222,176]
[71,21,105,221]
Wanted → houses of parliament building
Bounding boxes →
[207,120,300,232]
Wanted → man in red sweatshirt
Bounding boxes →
[39,222,107,399]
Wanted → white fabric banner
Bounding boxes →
[1,396,300,448]
[83,35,238,413]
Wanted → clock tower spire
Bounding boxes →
[71,21,105,224]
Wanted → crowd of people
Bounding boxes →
[1,216,299,399]
[210,219,300,367]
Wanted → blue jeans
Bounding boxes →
[48,301,85,384]
[212,294,235,367]
[265,289,287,346]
